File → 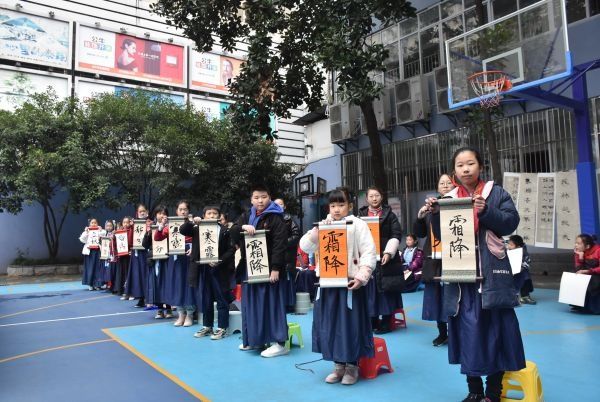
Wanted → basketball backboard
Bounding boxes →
[445,0,571,109]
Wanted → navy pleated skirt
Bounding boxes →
[448,283,526,376]
[296,269,317,301]
[422,282,446,322]
[162,254,195,307]
[366,268,403,317]
[313,286,374,363]
[104,261,117,284]
[241,279,288,347]
[146,259,167,305]
[112,256,129,294]
[82,250,101,287]
[125,250,148,298]
[583,292,600,314]
[283,269,297,307]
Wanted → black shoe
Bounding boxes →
[461,393,484,402]
[374,326,391,334]
[432,334,448,346]
[134,300,144,308]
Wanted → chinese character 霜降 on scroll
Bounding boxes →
[438,198,477,283]
[318,221,349,288]
[244,230,270,284]
[198,220,220,264]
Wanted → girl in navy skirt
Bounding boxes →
[358,186,403,334]
[116,216,133,298]
[102,220,118,291]
[432,147,525,402]
[149,205,173,319]
[126,204,151,308]
[156,200,196,326]
[299,187,377,385]
[80,218,103,291]
[414,173,455,346]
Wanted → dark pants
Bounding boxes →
[202,268,229,329]
[467,371,504,402]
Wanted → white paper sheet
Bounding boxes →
[507,247,523,275]
[558,272,592,307]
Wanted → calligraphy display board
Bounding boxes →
[114,229,129,257]
[167,217,186,255]
[438,198,477,283]
[535,173,556,248]
[151,227,169,260]
[516,173,537,245]
[244,230,271,284]
[86,226,100,250]
[132,219,146,250]
[503,172,521,209]
[361,217,381,261]
[198,220,220,264]
[318,222,349,288]
[555,171,580,249]
[99,236,111,260]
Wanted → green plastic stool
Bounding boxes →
[285,322,304,349]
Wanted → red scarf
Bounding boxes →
[456,180,485,233]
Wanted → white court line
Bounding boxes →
[0,311,150,328]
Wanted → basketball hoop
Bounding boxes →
[468,71,512,109]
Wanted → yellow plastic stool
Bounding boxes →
[285,322,304,349]
[501,361,544,402]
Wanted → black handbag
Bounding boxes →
[421,258,442,283]
[375,259,405,292]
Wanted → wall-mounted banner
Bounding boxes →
[151,228,169,260]
[438,198,477,283]
[114,230,129,257]
[360,217,381,261]
[535,173,556,248]
[0,10,71,68]
[167,217,186,255]
[99,236,111,260]
[75,78,186,105]
[189,96,231,121]
[244,230,270,284]
[318,221,349,288]
[0,69,70,111]
[77,25,185,86]
[198,220,220,264]
[555,171,580,249]
[190,51,242,93]
[132,219,146,250]
[86,226,101,250]
[516,173,537,245]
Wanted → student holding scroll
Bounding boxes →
[116,216,133,299]
[126,204,151,308]
[155,200,197,327]
[233,185,289,357]
[573,234,600,314]
[414,173,454,346]
[300,187,377,386]
[427,147,524,402]
[358,186,403,334]
[103,220,118,291]
[80,218,104,291]
[148,205,173,319]
[274,198,301,312]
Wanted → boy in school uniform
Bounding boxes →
[233,185,289,357]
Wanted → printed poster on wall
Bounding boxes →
[0,10,71,68]
[516,173,537,245]
[189,96,230,121]
[438,198,477,283]
[0,69,70,111]
[190,51,243,93]
[75,79,185,105]
[77,25,185,86]
[555,170,580,249]
[535,173,556,248]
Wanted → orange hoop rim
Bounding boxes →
[468,70,512,108]
[468,70,513,91]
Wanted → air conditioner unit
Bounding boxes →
[329,103,361,143]
[434,66,452,114]
[360,89,393,135]
[395,75,430,125]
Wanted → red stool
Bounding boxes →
[234,284,242,301]
[358,337,394,379]
[389,308,407,330]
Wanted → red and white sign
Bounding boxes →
[76,25,185,87]
[190,51,242,93]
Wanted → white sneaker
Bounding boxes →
[194,327,213,338]
[173,312,186,327]
[88,286,94,291]
[239,344,254,351]
[260,343,289,358]
[210,328,227,340]
[120,295,127,300]
[128,297,135,301]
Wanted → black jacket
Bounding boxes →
[232,210,288,280]
[180,221,236,291]
[282,213,301,271]
[358,205,402,261]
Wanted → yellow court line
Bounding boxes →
[0,339,114,364]
[0,294,112,319]
[102,328,210,402]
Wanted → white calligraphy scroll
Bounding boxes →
[151,227,169,260]
[167,217,186,255]
[555,171,580,249]
[115,230,129,257]
[132,219,146,250]
[503,172,521,210]
[99,236,111,260]
[558,272,591,307]
[535,173,556,248]
[244,230,270,284]
[86,226,100,250]
[516,173,537,245]
[438,198,477,283]
[198,220,220,264]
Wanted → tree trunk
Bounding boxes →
[475,0,503,185]
[360,100,388,200]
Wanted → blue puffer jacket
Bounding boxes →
[443,184,520,316]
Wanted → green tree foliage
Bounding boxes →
[151,0,416,197]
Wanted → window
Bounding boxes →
[420,25,441,73]
[419,6,440,27]
[565,0,587,22]
[400,18,418,37]
[590,0,600,16]
[381,25,399,45]
[442,0,464,18]
[465,5,488,31]
[493,0,518,18]
[401,34,420,78]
